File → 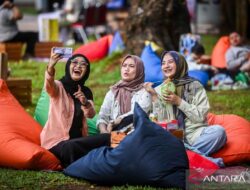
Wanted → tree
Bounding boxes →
[122,0,191,55]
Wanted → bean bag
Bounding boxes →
[33,89,99,135]
[74,35,113,62]
[211,36,230,69]
[187,150,219,183]
[107,0,127,9]
[141,45,164,87]
[207,113,250,165]
[0,80,61,170]
[188,70,209,86]
[108,31,125,54]
[64,103,189,189]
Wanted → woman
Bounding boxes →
[144,51,227,167]
[97,55,152,133]
[40,50,110,167]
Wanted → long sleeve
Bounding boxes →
[225,47,248,71]
[97,90,113,126]
[81,100,96,119]
[44,70,59,98]
[177,86,210,123]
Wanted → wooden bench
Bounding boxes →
[6,78,32,106]
[0,43,24,61]
[35,42,63,58]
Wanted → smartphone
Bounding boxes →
[53,47,73,58]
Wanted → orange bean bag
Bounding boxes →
[74,35,113,62]
[0,79,61,170]
[211,36,230,69]
[207,113,250,165]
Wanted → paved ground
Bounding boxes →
[18,14,38,32]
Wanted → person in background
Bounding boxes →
[186,43,219,77]
[144,51,227,167]
[0,0,38,57]
[40,49,110,167]
[59,0,83,45]
[97,55,152,133]
[226,32,250,76]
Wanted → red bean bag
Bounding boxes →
[211,36,230,69]
[207,113,250,165]
[0,79,61,170]
[74,35,113,62]
[187,150,219,183]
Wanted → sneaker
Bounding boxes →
[232,81,249,90]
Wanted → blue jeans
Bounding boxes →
[186,125,227,167]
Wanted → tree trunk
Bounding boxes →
[122,0,191,55]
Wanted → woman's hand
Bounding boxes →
[144,82,158,101]
[74,85,88,105]
[162,91,182,106]
[98,123,110,134]
[48,48,63,69]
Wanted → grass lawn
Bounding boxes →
[0,36,250,189]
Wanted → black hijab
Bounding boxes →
[60,54,93,138]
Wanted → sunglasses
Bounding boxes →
[71,60,88,68]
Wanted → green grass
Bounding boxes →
[1,35,250,189]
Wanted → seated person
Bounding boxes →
[226,32,250,76]
[144,51,227,167]
[0,0,38,56]
[40,50,110,167]
[97,55,152,133]
[186,43,219,76]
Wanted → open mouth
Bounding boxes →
[73,70,81,75]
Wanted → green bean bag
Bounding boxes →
[34,89,99,135]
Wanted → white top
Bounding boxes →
[97,88,152,126]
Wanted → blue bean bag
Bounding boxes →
[188,70,209,87]
[141,45,164,87]
[108,31,125,54]
[107,0,127,9]
[64,103,189,189]
[33,89,99,135]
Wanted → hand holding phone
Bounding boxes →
[53,47,73,58]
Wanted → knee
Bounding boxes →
[212,125,227,143]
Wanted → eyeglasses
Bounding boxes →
[71,60,88,68]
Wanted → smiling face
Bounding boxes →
[69,56,88,81]
[161,53,177,79]
[121,57,137,82]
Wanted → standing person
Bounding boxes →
[0,0,38,57]
[144,51,227,167]
[226,32,250,75]
[40,49,110,168]
[60,0,83,45]
[97,55,152,133]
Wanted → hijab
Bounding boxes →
[111,55,145,115]
[60,54,93,138]
[161,51,199,130]
[161,51,195,98]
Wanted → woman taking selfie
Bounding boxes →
[40,49,110,167]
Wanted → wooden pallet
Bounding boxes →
[6,78,32,106]
[35,42,63,58]
[0,43,23,61]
